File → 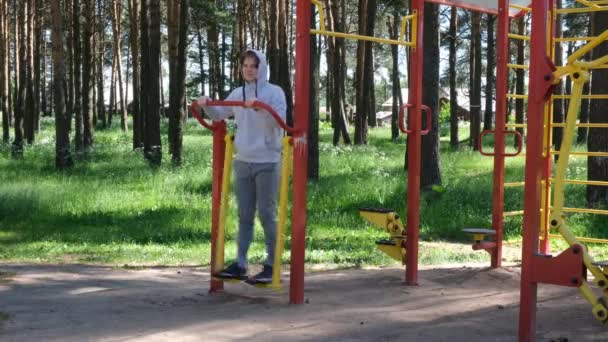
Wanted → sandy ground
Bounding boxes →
[0,263,606,342]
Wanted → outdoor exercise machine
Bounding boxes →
[189,101,302,293]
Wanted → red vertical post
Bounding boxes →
[209,122,227,293]
[490,0,510,269]
[519,0,549,340]
[405,0,424,286]
[290,0,311,304]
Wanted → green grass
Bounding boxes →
[0,118,607,267]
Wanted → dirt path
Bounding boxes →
[0,263,605,341]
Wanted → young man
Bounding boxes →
[197,49,287,283]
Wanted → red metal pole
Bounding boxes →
[209,122,227,293]
[290,0,311,304]
[490,0,510,269]
[405,0,424,286]
[519,0,549,339]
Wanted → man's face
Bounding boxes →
[241,57,258,83]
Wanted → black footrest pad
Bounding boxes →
[376,239,397,246]
[463,228,496,235]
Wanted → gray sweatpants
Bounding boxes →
[233,160,280,268]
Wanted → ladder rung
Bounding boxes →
[509,3,531,11]
[549,233,608,244]
[507,94,529,99]
[557,7,608,14]
[550,206,608,215]
[508,33,530,41]
[549,178,608,186]
[553,94,608,100]
[504,182,526,187]
[310,29,414,47]
[551,151,608,157]
[507,63,529,70]
[505,123,527,128]
[551,123,608,128]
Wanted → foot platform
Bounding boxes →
[360,208,407,264]
[463,228,497,251]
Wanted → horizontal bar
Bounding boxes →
[507,94,529,99]
[507,63,529,69]
[510,3,531,11]
[504,181,526,187]
[310,29,414,46]
[555,37,598,42]
[505,123,527,128]
[551,151,608,157]
[557,7,608,13]
[551,207,608,215]
[549,233,608,244]
[553,94,608,100]
[508,33,531,41]
[504,210,524,217]
[551,123,608,128]
[549,178,608,186]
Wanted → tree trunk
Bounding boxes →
[577,17,593,145]
[113,0,127,131]
[586,11,608,206]
[552,0,564,161]
[168,0,188,164]
[515,17,526,145]
[33,0,41,132]
[421,2,441,189]
[98,0,107,129]
[364,0,376,129]
[328,0,350,145]
[141,0,162,166]
[388,14,401,142]
[73,0,84,152]
[82,0,95,150]
[24,0,35,144]
[354,0,368,144]
[449,6,458,148]
[51,0,74,169]
[196,26,205,96]
[483,14,495,132]
[469,12,481,150]
[308,5,320,181]
[278,0,293,127]
[12,0,25,157]
[0,0,8,143]
[128,0,142,149]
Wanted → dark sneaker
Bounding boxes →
[250,265,273,284]
[214,262,247,280]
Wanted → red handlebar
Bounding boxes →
[479,130,523,157]
[398,103,432,135]
[189,101,215,131]
[190,100,297,135]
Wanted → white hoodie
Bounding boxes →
[201,49,287,164]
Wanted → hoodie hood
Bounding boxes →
[247,49,268,86]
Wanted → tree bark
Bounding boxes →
[113,0,127,131]
[308,5,320,181]
[552,0,564,162]
[51,0,74,169]
[128,0,142,149]
[586,11,608,206]
[0,0,8,143]
[33,0,42,132]
[168,0,188,164]
[73,0,84,152]
[421,2,441,189]
[141,0,161,166]
[449,6,458,148]
[483,14,495,131]
[388,14,401,142]
[98,0,107,129]
[469,12,481,151]
[354,0,368,144]
[515,17,526,145]
[82,0,95,150]
[24,0,35,144]
[12,0,26,157]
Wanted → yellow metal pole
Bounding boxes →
[311,0,325,31]
[215,134,234,273]
[271,137,293,289]
[568,30,608,64]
